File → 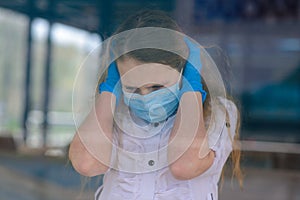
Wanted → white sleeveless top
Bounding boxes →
[95,97,238,200]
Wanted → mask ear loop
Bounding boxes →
[179,67,183,80]
[177,67,184,89]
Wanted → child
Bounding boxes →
[69,10,242,200]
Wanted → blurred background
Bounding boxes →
[0,0,299,199]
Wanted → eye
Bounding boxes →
[124,86,137,93]
[150,85,164,91]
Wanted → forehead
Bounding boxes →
[117,58,180,87]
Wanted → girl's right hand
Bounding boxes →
[99,61,122,104]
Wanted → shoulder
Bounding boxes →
[207,96,239,156]
[206,97,238,148]
[217,97,239,138]
[218,97,238,117]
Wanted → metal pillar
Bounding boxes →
[42,1,55,147]
[22,0,34,143]
[98,0,113,38]
[42,21,53,147]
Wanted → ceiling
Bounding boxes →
[0,0,175,36]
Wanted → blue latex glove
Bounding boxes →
[180,37,207,102]
[99,61,122,104]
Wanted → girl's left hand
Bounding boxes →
[180,37,207,102]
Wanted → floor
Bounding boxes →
[220,168,300,200]
[1,152,300,200]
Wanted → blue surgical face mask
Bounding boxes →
[123,69,183,123]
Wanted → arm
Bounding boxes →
[168,92,214,180]
[69,59,121,177]
[167,37,213,180]
[69,92,116,177]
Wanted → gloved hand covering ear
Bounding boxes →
[99,61,122,104]
[180,37,207,102]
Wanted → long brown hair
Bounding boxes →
[113,10,187,72]
[97,10,187,85]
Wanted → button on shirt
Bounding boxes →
[96,97,238,200]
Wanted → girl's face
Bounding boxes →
[117,58,182,95]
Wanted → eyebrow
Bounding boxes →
[123,82,168,89]
[123,85,137,90]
